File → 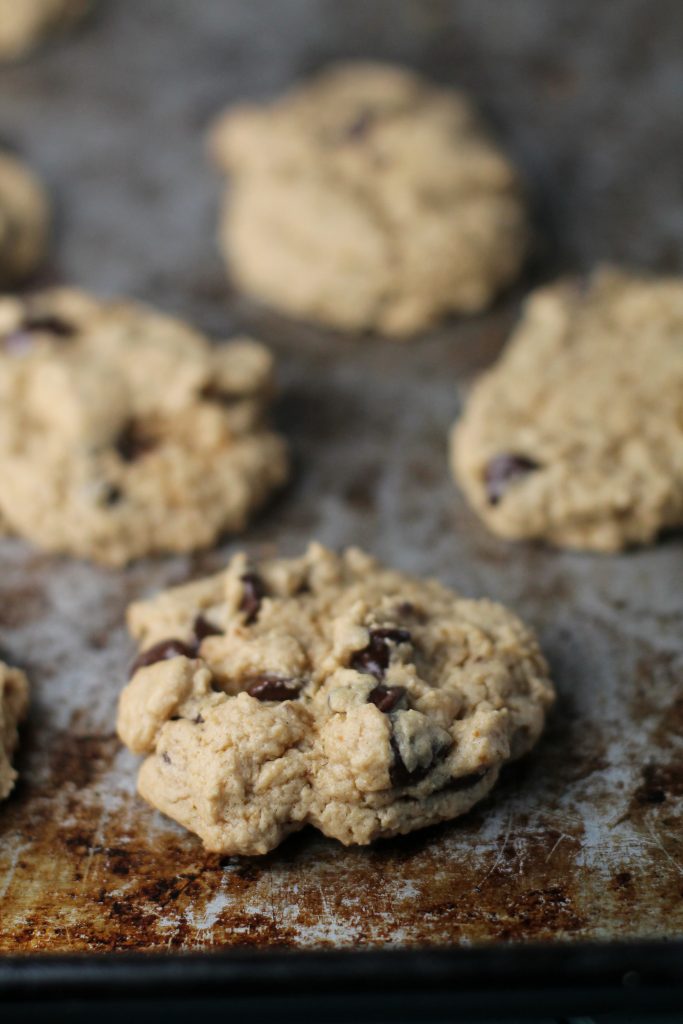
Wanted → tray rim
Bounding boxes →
[2,938,683,1016]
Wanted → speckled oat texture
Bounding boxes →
[452,267,683,552]
[0,288,289,564]
[0,660,28,801]
[117,544,554,855]
[0,0,89,60]
[0,151,48,283]
[209,61,529,337]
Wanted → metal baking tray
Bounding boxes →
[1,0,682,1017]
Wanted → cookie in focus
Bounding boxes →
[117,543,554,855]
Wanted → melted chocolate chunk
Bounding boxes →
[129,638,196,678]
[368,684,406,713]
[193,614,222,642]
[115,421,157,463]
[240,572,266,625]
[246,675,302,701]
[484,453,540,505]
[349,628,411,681]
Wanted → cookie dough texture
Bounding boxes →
[452,268,683,552]
[0,661,29,800]
[0,288,288,564]
[0,0,89,60]
[117,544,554,854]
[0,151,49,283]
[209,62,528,337]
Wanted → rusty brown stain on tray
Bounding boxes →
[2,0,683,953]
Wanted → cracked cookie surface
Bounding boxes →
[0,151,49,283]
[209,61,528,337]
[0,288,289,564]
[451,267,683,551]
[0,661,29,801]
[0,0,89,60]
[117,543,554,855]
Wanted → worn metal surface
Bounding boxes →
[0,0,682,952]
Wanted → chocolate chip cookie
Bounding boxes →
[209,62,529,337]
[0,288,289,564]
[452,267,683,551]
[0,0,89,60]
[117,544,554,854]
[0,151,49,283]
[0,661,29,800]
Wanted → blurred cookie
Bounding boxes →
[209,62,529,337]
[117,543,553,854]
[0,288,289,564]
[0,660,29,800]
[0,151,49,283]
[452,267,683,551]
[0,0,89,60]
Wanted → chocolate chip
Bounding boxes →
[102,483,124,506]
[4,317,74,352]
[444,768,489,792]
[193,614,222,642]
[129,638,196,678]
[23,315,75,337]
[345,109,373,141]
[245,675,302,701]
[389,732,452,788]
[3,315,76,354]
[349,628,411,681]
[200,383,242,405]
[484,453,540,505]
[396,601,428,623]
[161,752,171,764]
[368,685,406,713]
[193,713,205,724]
[371,627,411,644]
[389,737,433,787]
[240,572,266,625]
[115,420,156,463]
[350,634,389,680]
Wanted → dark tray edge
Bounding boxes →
[2,938,683,1018]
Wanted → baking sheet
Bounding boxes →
[0,0,682,952]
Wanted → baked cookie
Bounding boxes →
[0,0,89,60]
[451,267,683,552]
[0,288,289,564]
[0,151,49,284]
[209,62,528,337]
[117,543,554,854]
[0,661,29,801]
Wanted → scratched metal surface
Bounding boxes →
[0,0,682,952]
